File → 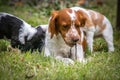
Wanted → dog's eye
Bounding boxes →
[75,24,80,28]
[62,25,68,30]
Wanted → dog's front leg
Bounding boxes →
[86,30,94,53]
[75,44,86,63]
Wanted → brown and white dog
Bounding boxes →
[44,7,114,64]
[71,7,114,52]
[44,8,87,64]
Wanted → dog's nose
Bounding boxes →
[72,38,79,42]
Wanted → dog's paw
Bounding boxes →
[78,58,87,64]
[108,48,114,52]
[56,56,74,65]
[62,58,74,65]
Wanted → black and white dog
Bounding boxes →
[0,12,45,52]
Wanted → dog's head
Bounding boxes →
[19,26,45,52]
[49,8,86,47]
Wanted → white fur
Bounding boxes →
[102,17,114,51]
[66,11,79,37]
[67,10,76,21]
[19,22,37,44]
[86,29,94,52]
[44,29,85,64]
[44,31,73,64]
[0,12,14,17]
[45,31,71,57]
[71,7,114,52]
[39,24,48,32]
[76,44,85,62]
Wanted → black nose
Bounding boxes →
[72,38,79,42]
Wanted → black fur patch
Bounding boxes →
[0,13,45,52]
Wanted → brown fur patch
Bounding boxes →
[48,11,59,38]
[76,10,94,27]
[88,10,106,32]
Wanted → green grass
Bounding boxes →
[0,0,120,80]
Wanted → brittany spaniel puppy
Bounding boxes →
[71,7,114,52]
[0,12,45,52]
[44,8,86,64]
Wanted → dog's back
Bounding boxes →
[0,13,22,39]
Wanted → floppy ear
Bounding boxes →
[76,10,87,27]
[48,11,59,38]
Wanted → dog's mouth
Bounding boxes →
[64,36,79,47]
[66,42,76,47]
[64,39,78,47]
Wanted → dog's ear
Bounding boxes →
[48,11,59,39]
[76,10,87,27]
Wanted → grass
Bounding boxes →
[0,0,120,80]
